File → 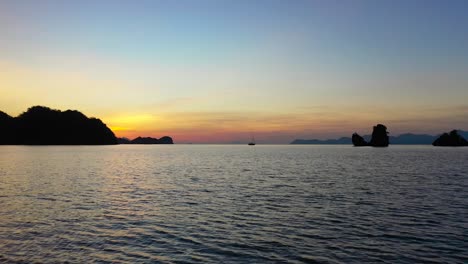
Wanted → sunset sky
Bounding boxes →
[1,0,467,143]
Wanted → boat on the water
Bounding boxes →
[248,135,256,146]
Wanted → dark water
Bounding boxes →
[0,145,467,263]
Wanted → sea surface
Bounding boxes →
[0,145,467,263]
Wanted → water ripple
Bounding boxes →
[0,145,467,263]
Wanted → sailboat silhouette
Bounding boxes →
[248,134,256,146]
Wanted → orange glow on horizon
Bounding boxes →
[2,62,467,143]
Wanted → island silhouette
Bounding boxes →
[0,106,117,145]
[432,130,468,146]
[352,133,369,147]
[118,136,173,144]
[0,106,174,145]
[1,106,465,146]
[292,129,468,145]
[351,124,389,147]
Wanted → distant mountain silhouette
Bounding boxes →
[117,136,174,144]
[0,106,117,145]
[433,130,468,146]
[291,131,467,145]
[390,133,435,144]
[117,137,131,144]
[459,130,468,139]
[291,137,352,144]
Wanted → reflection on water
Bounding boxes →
[0,145,467,263]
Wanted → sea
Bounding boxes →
[0,145,466,263]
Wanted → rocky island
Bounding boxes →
[432,130,468,146]
[0,106,117,145]
[118,136,174,144]
[351,133,368,146]
[352,124,389,147]
[291,132,467,145]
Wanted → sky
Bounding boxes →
[1,0,467,143]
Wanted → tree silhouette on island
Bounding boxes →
[0,106,173,145]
